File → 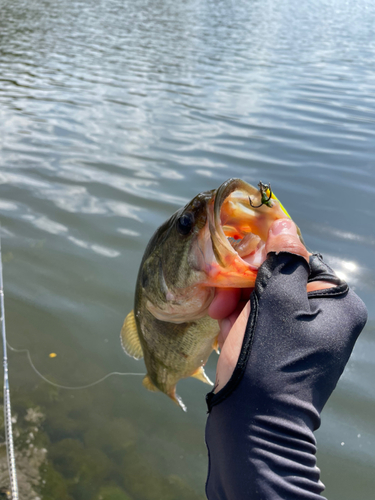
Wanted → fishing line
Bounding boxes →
[7,342,145,390]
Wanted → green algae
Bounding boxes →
[0,379,206,500]
[94,485,133,500]
[40,462,72,500]
[121,445,205,500]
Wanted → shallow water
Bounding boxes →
[0,0,375,498]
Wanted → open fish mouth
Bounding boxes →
[203,178,301,287]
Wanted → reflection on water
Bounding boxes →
[1,0,375,498]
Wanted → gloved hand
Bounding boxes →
[205,219,368,500]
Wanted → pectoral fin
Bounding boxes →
[191,366,214,386]
[120,310,144,360]
[142,374,159,392]
[212,337,220,354]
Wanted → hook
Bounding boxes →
[249,182,273,208]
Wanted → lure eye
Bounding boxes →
[177,212,195,236]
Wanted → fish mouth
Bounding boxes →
[204,178,300,287]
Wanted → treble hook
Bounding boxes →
[248,182,273,208]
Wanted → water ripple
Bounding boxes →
[1,0,375,498]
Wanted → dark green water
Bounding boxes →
[0,0,374,498]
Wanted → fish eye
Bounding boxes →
[177,212,195,236]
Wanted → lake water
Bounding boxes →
[1,0,374,498]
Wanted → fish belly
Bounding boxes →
[140,313,219,396]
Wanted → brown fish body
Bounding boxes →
[121,179,297,410]
[137,310,218,410]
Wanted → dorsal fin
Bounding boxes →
[120,310,143,359]
[142,374,159,392]
[191,366,214,386]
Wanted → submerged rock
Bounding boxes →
[0,405,47,500]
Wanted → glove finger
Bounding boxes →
[308,253,343,285]
[255,252,311,314]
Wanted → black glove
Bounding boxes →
[206,253,367,500]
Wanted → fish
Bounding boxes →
[121,178,300,410]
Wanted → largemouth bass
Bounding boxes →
[121,179,300,410]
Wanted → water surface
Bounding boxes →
[1,0,375,498]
